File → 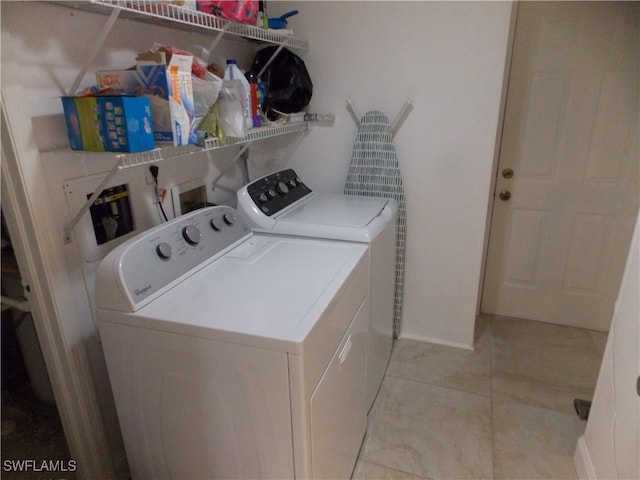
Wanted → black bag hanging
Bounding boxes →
[251,46,313,119]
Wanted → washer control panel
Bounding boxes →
[245,169,312,216]
[97,206,251,312]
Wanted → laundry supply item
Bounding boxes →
[197,0,258,25]
[245,71,261,128]
[224,60,253,131]
[61,94,155,153]
[216,80,246,139]
[96,49,195,146]
[268,9,298,29]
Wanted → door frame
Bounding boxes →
[478,2,639,326]
[476,1,520,315]
[1,84,116,478]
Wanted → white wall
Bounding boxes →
[274,1,514,348]
[575,211,640,479]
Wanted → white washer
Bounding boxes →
[96,206,370,479]
[236,169,397,411]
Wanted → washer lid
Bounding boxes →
[100,235,368,354]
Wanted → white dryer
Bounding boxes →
[96,206,369,479]
[236,169,397,411]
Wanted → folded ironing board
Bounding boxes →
[345,110,406,338]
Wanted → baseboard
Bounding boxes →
[398,332,474,351]
[574,435,597,480]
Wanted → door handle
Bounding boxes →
[502,168,514,179]
[499,190,511,201]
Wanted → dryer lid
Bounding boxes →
[278,194,388,228]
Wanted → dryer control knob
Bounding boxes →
[182,225,201,245]
[223,213,235,226]
[267,188,278,198]
[156,242,172,260]
[276,181,289,195]
[210,218,223,231]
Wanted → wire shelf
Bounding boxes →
[115,143,203,169]
[200,122,309,149]
[110,122,308,170]
[54,0,309,53]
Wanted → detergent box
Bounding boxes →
[61,95,155,153]
[96,50,195,146]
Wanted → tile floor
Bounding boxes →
[353,314,607,480]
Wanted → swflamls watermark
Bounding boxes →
[2,459,77,473]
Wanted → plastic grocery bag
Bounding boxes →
[191,70,223,139]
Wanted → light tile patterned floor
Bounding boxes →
[353,314,607,479]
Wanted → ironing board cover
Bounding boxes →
[344,110,406,338]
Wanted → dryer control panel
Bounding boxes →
[244,169,312,216]
[96,206,252,312]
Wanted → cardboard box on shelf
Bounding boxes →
[96,50,195,146]
[61,95,155,153]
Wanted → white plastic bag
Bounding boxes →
[217,80,246,138]
[191,70,223,139]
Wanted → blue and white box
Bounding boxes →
[62,95,155,153]
[96,51,195,146]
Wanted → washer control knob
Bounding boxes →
[267,188,278,198]
[156,242,172,260]
[223,213,235,226]
[257,193,268,203]
[277,181,289,195]
[288,179,297,188]
[210,218,223,231]
[182,225,201,245]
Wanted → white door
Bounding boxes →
[482,2,639,331]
